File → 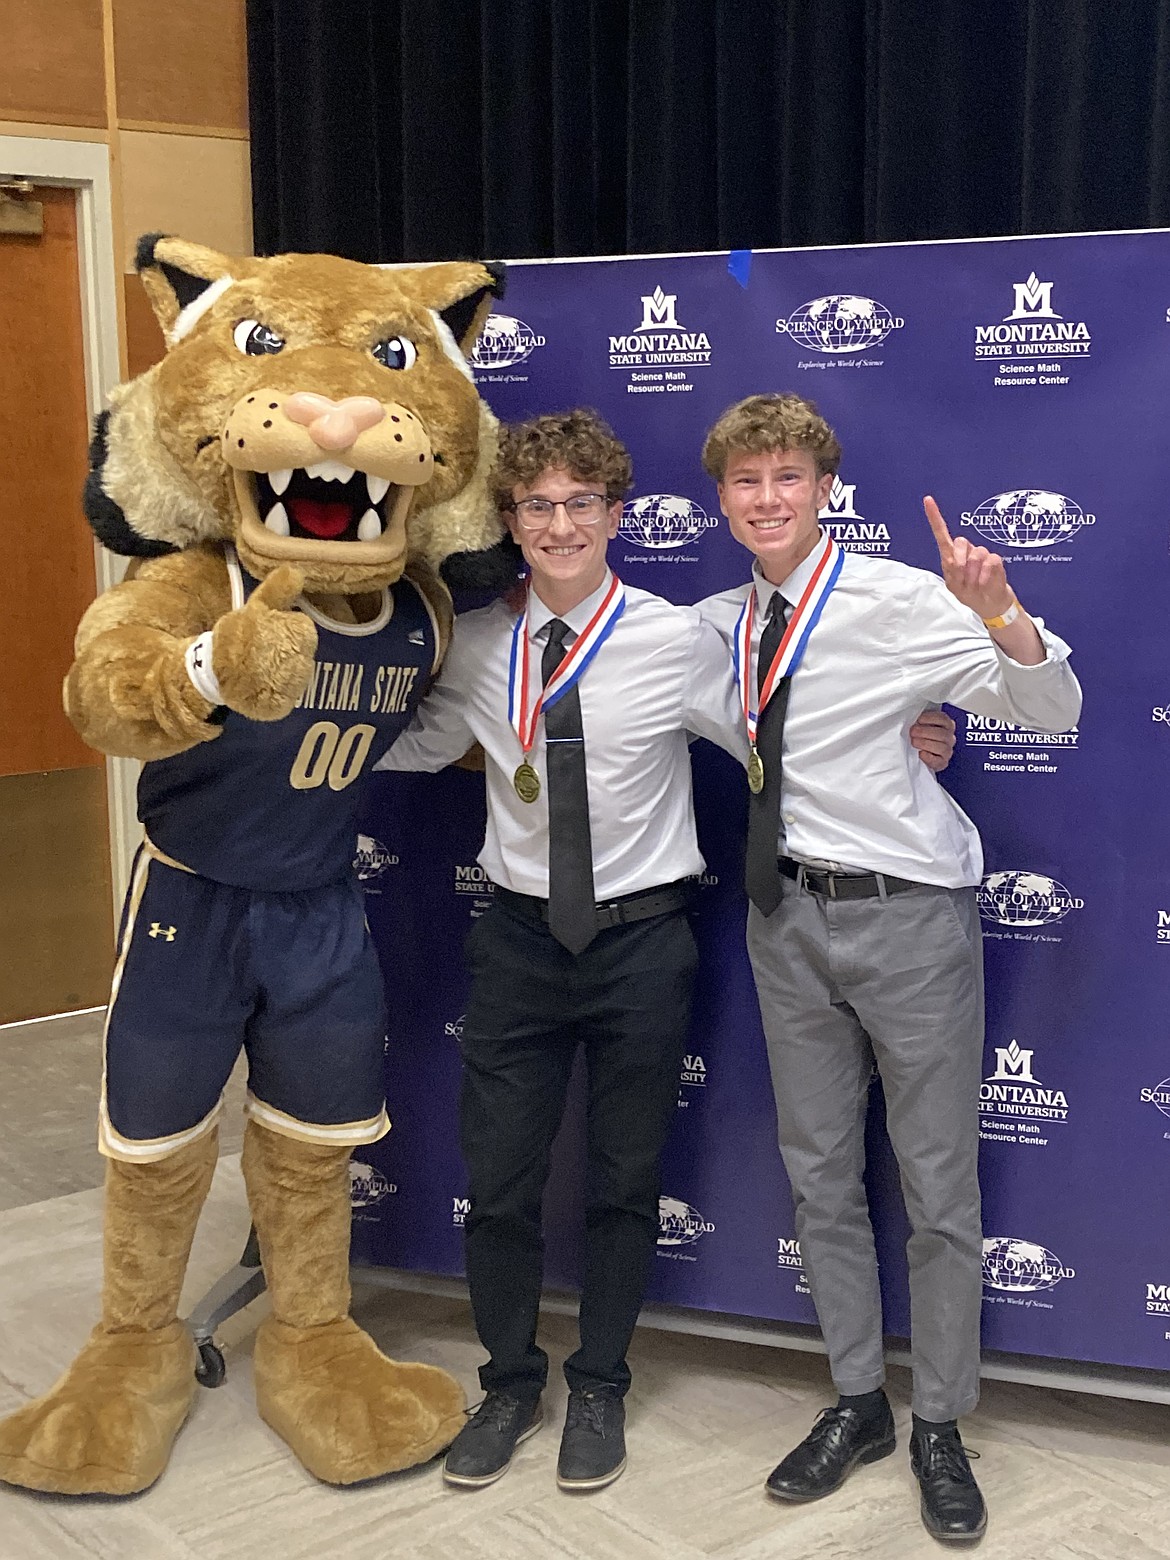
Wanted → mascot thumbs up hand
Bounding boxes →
[198,564,318,722]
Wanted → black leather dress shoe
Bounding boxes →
[910,1424,987,1544]
[765,1398,896,1502]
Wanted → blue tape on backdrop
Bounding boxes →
[727,249,753,288]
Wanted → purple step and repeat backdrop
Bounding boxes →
[351,232,1170,1374]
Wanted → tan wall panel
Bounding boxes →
[119,129,252,267]
[113,0,248,133]
[0,0,106,128]
[0,769,115,1022]
[0,120,108,143]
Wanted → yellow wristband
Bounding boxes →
[982,599,1021,630]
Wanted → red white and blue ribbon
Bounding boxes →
[732,532,844,745]
[508,573,626,757]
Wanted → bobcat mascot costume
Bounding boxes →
[0,237,513,1495]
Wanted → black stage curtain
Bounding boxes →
[247,0,1170,261]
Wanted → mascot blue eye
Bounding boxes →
[372,336,417,371]
[233,318,285,355]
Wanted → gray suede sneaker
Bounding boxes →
[442,1393,543,1488]
[556,1389,626,1491]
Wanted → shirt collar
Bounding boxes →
[751,530,826,614]
[527,570,614,641]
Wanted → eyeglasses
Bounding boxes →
[511,494,610,529]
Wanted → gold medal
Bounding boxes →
[513,761,541,803]
[747,747,765,794]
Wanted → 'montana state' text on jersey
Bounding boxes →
[138,550,438,891]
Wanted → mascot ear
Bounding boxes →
[134,233,237,344]
[437,261,507,357]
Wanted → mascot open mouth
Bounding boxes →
[234,464,414,564]
[255,462,398,543]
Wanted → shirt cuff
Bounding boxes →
[990,615,1072,672]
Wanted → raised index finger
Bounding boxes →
[923,495,954,560]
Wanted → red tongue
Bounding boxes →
[288,498,351,538]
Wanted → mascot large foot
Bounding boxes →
[242,1120,465,1484]
[0,1132,217,1494]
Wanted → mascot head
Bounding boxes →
[86,236,513,594]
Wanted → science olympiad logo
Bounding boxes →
[775,294,904,356]
[1140,1078,1170,1119]
[657,1196,715,1248]
[619,494,717,551]
[977,871,1083,927]
[354,833,398,887]
[470,312,546,371]
[960,490,1095,549]
[349,1161,394,1209]
[982,1237,1075,1293]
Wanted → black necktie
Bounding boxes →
[745,593,791,917]
[543,620,597,954]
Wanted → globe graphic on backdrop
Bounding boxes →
[470,313,540,370]
[978,871,1074,926]
[658,1196,708,1247]
[967,490,1085,549]
[621,494,714,550]
[982,1237,1066,1292]
[783,294,898,354]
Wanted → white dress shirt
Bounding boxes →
[376,573,747,898]
[698,543,1082,888]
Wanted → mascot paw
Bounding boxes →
[253,1316,466,1484]
[0,1322,196,1496]
[212,565,318,721]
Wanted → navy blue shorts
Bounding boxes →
[100,846,389,1162]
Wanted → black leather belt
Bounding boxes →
[495,880,692,931]
[778,857,919,900]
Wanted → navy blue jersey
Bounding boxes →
[139,549,437,891]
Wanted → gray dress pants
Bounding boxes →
[747,875,984,1421]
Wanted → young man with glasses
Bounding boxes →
[696,394,1081,1546]
[376,407,956,1493]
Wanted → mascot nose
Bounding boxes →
[284,392,386,451]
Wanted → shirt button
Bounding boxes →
[784,813,796,825]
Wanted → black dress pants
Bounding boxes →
[459,895,698,1403]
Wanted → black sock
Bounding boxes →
[836,1388,887,1419]
[912,1413,958,1435]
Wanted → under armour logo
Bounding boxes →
[148,922,176,942]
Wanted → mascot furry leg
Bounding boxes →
[244,1123,464,1483]
[0,1133,218,1494]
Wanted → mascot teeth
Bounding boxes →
[356,508,383,541]
[305,459,354,483]
[268,468,293,495]
[367,474,391,505]
[264,501,291,536]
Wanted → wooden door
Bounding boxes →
[0,184,115,1021]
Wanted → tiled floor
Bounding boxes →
[1,1013,1169,1558]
